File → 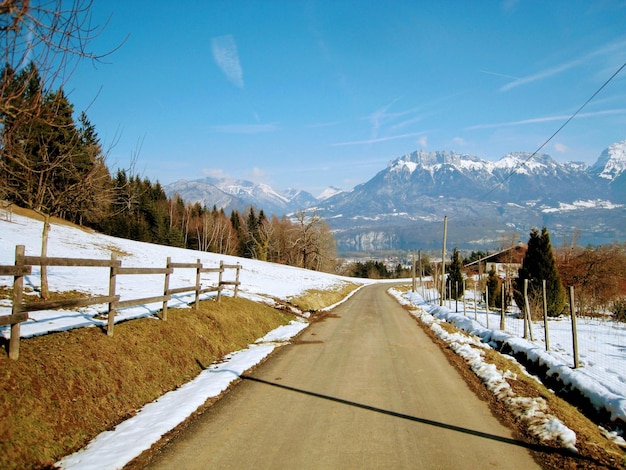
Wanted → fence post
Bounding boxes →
[217,260,223,303]
[194,259,201,310]
[484,286,489,328]
[9,245,25,360]
[542,280,550,351]
[462,279,466,317]
[161,257,171,321]
[523,279,530,339]
[569,286,579,368]
[107,253,117,336]
[500,283,505,331]
[234,263,240,298]
[473,279,477,320]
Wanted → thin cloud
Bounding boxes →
[480,70,521,81]
[466,109,626,130]
[332,131,426,146]
[553,143,568,153]
[500,37,626,92]
[209,123,279,134]
[211,35,244,89]
[245,167,270,184]
[202,168,229,178]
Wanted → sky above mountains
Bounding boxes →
[67,0,626,196]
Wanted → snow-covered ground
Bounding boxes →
[0,211,361,338]
[1,211,625,468]
[396,288,626,447]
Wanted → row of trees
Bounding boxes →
[444,227,626,320]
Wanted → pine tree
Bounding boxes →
[514,227,567,317]
[447,248,464,299]
[486,266,500,308]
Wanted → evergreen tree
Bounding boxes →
[514,227,567,317]
[447,248,464,299]
[486,266,500,308]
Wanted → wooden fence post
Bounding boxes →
[473,279,478,320]
[194,259,201,310]
[500,283,505,331]
[234,263,240,298]
[569,286,579,368]
[161,257,171,320]
[462,279,466,317]
[217,260,223,303]
[107,253,118,336]
[9,245,25,360]
[484,286,489,328]
[542,280,550,351]
[523,279,530,339]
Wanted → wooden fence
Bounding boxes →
[0,245,241,360]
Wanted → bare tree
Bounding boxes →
[289,210,336,271]
[1,1,117,298]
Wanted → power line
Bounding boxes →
[480,59,626,201]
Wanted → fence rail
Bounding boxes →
[0,245,241,360]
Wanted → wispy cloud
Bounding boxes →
[211,35,244,89]
[209,123,279,134]
[202,168,229,178]
[245,167,270,184]
[500,37,626,92]
[466,109,626,130]
[332,131,426,146]
[553,143,568,153]
[367,99,401,140]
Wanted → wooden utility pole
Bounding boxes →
[411,252,416,292]
[418,250,423,296]
[440,216,447,306]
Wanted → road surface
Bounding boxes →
[147,283,540,469]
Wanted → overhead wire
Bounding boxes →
[479,59,626,202]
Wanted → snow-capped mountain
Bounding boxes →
[317,186,345,201]
[164,177,317,215]
[165,140,626,252]
[316,141,626,252]
[588,140,626,181]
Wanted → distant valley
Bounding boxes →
[164,140,626,253]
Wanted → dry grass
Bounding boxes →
[287,282,360,311]
[0,297,295,469]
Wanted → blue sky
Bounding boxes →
[67,0,626,196]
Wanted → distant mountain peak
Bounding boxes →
[589,140,626,181]
[317,186,344,200]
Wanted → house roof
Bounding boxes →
[464,244,527,267]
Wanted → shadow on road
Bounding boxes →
[239,374,587,462]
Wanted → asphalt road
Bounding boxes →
[147,283,540,469]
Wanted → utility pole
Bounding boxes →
[411,252,416,292]
[418,250,423,296]
[440,216,448,306]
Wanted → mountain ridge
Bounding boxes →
[164,140,626,252]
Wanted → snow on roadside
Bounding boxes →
[406,291,626,429]
[389,288,578,452]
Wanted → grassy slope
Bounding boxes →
[0,297,298,469]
